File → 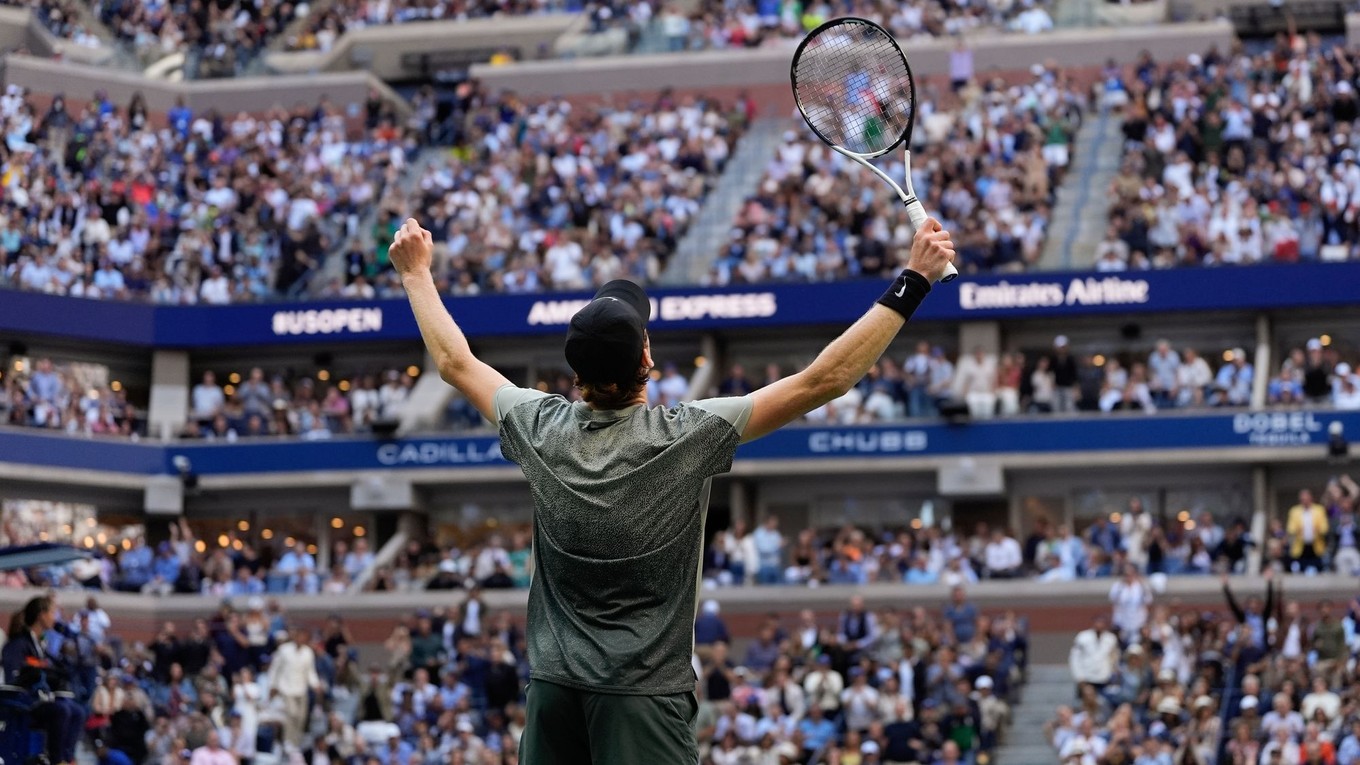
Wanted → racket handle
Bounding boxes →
[904,199,959,284]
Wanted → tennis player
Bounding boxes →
[389,217,954,764]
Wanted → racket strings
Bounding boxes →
[792,20,914,156]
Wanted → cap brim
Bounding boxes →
[593,280,650,324]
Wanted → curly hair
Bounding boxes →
[574,367,651,410]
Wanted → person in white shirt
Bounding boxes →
[267,626,322,748]
[191,371,225,421]
[1069,614,1120,692]
[983,528,1023,578]
[803,656,844,713]
[544,235,587,291]
[1109,564,1152,640]
[840,669,881,733]
[1301,677,1341,725]
[1176,347,1213,407]
[953,347,999,419]
[1120,497,1153,570]
[1146,340,1180,407]
[199,265,232,305]
[472,536,511,584]
[341,274,376,299]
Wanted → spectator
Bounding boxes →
[1287,489,1329,573]
[954,347,999,420]
[751,516,785,585]
[838,596,879,658]
[1069,614,1120,694]
[695,600,730,647]
[983,528,1023,579]
[267,625,322,749]
[943,586,979,644]
[1211,349,1254,407]
[1050,336,1080,413]
[1108,564,1151,640]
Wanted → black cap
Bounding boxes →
[565,280,650,387]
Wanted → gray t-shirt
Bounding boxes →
[494,384,753,695]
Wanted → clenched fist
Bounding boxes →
[389,218,434,277]
[907,217,956,284]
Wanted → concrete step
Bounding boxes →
[1026,665,1074,682]
[996,744,1059,762]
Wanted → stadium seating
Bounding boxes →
[1108,40,1360,268]
[16,0,103,45]
[0,85,745,304]
[652,0,1056,52]
[1055,577,1360,765]
[97,0,301,75]
[706,69,1083,284]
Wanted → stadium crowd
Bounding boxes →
[1104,37,1360,269]
[95,0,300,77]
[0,84,748,304]
[0,86,412,303]
[1058,570,1360,765]
[4,330,1356,441]
[284,0,638,53]
[683,334,1359,424]
[174,366,426,441]
[4,0,104,46]
[652,0,1055,52]
[0,360,432,439]
[0,578,1027,765]
[392,89,748,295]
[709,65,1084,285]
[19,460,1346,599]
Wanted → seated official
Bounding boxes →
[1,595,88,765]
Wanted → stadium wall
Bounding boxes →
[264,14,585,79]
[1,54,412,125]
[470,20,1234,105]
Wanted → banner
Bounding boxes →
[2,262,1360,348]
[2,410,1356,478]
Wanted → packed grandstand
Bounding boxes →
[2,2,1360,765]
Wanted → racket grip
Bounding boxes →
[904,200,959,283]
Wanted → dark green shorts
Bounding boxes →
[520,678,699,765]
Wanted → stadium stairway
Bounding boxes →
[662,116,787,286]
[1036,105,1123,270]
[994,664,1070,765]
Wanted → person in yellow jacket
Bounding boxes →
[1286,489,1329,573]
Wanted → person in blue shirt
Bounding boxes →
[1336,718,1360,765]
[826,550,866,585]
[94,739,134,765]
[798,704,837,756]
[148,543,182,595]
[694,600,731,646]
[375,733,415,765]
[1087,516,1122,557]
[942,586,978,644]
[275,541,318,594]
[167,98,192,140]
[905,555,940,584]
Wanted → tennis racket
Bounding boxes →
[791,16,959,283]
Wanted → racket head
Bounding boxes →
[790,16,917,158]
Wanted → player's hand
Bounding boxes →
[389,218,434,277]
[907,217,955,284]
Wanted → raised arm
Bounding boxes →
[1220,572,1245,623]
[390,218,510,422]
[742,219,955,442]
